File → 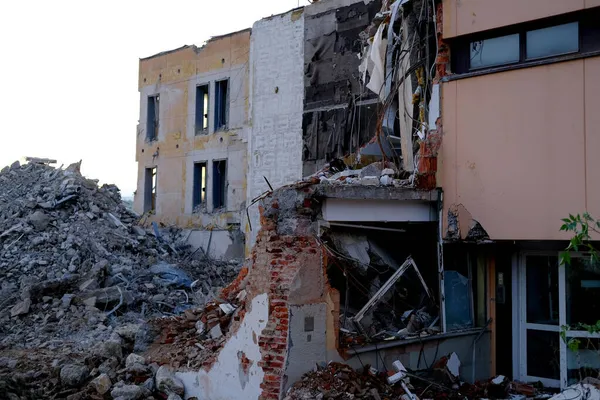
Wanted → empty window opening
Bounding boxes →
[144,167,157,213]
[212,160,227,209]
[192,162,207,211]
[214,79,229,131]
[195,84,209,134]
[147,95,159,141]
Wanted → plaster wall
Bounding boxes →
[247,9,305,250]
[285,303,328,392]
[442,0,600,39]
[440,57,600,240]
[134,31,250,231]
[177,293,269,400]
[184,229,245,261]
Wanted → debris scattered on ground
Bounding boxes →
[307,161,412,187]
[284,362,400,400]
[0,159,243,398]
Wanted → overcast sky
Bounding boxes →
[0,0,309,197]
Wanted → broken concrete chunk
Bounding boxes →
[28,210,50,231]
[60,364,89,387]
[90,373,112,395]
[380,175,393,186]
[155,366,185,396]
[209,324,223,339]
[10,298,31,317]
[167,394,183,400]
[446,352,461,379]
[110,384,143,400]
[106,213,125,229]
[360,176,379,186]
[131,226,146,236]
[381,168,395,176]
[195,320,205,334]
[125,353,146,368]
[219,303,235,315]
[92,340,123,360]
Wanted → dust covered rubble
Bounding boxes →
[0,160,242,398]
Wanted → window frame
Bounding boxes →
[214,78,230,132]
[195,83,210,135]
[450,8,600,78]
[146,94,160,142]
[212,159,227,210]
[192,161,207,210]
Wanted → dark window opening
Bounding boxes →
[212,160,227,209]
[214,79,229,131]
[192,162,207,210]
[147,95,159,141]
[195,84,209,134]
[144,167,157,213]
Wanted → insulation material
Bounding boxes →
[365,24,387,100]
[302,0,382,175]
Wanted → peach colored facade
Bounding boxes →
[439,1,600,240]
[442,0,600,38]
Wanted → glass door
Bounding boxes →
[516,253,600,388]
[518,254,561,387]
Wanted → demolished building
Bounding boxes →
[114,0,600,397]
[134,29,251,261]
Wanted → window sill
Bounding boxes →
[347,327,489,355]
[444,50,600,82]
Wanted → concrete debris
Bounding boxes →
[90,373,112,395]
[285,362,400,400]
[155,365,185,396]
[550,383,600,400]
[0,160,243,398]
[60,364,89,387]
[308,161,410,188]
[110,383,144,400]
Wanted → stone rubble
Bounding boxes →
[0,160,243,399]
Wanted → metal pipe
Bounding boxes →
[327,222,406,233]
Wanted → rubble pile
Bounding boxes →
[284,362,399,400]
[0,160,243,398]
[308,161,412,188]
[145,294,244,370]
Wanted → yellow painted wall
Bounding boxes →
[134,30,251,228]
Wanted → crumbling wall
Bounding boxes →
[302,0,382,176]
[175,183,338,400]
[177,293,269,400]
[247,9,305,250]
[135,30,250,235]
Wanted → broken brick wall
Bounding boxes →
[249,185,340,399]
[416,1,446,191]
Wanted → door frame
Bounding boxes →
[513,251,600,388]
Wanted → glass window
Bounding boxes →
[526,22,579,60]
[566,257,600,326]
[526,255,559,325]
[470,33,520,69]
[567,338,600,386]
[527,330,561,380]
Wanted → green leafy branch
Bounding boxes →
[560,321,600,352]
[559,212,600,266]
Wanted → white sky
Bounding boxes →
[0,0,309,197]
